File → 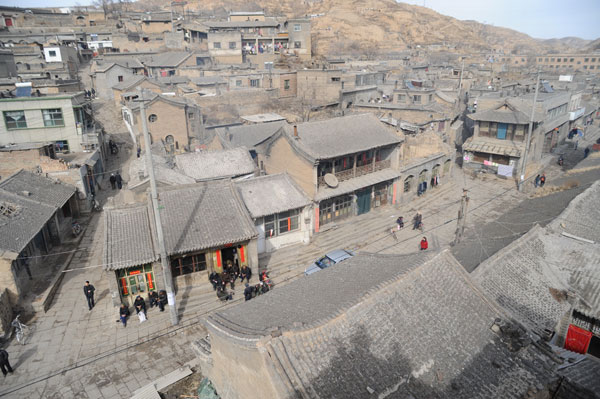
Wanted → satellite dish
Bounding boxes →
[324,173,339,188]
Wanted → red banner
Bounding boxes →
[565,324,592,354]
[240,246,245,263]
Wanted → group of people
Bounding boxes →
[242,42,287,55]
[209,261,253,301]
[244,271,273,302]
[534,173,546,188]
[118,290,167,327]
[84,88,96,98]
[109,172,123,190]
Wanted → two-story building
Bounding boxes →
[261,114,403,231]
[0,92,101,154]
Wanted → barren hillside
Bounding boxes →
[136,0,592,56]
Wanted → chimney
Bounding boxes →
[293,125,298,137]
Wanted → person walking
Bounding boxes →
[244,283,253,301]
[83,281,95,310]
[115,172,123,190]
[584,147,590,158]
[420,237,429,251]
[413,212,422,230]
[396,216,404,230]
[109,173,116,190]
[119,304,130,327]
[534,174,540,188]
[540,173,546,187]
[0,349,13,377]
[158,290,167,312]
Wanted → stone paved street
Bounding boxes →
[0,126,598,398]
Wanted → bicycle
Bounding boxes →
[12,314,29,345]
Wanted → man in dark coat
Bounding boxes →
[158,290,167,312]
[134,295,146,315]
[244,284,253,301]
[83,281,95,310]
[0,350,13,376]
[109,173,116,189]
[148,291,159,308]
[119,304,130,327]
[239,265,252,283]
[209,271,221,291]
[115,172,123,189]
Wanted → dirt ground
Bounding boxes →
[160,369,205,399]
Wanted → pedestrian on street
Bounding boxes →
[209,271,221,290]
[83,281,95,310]
[109,173,116,190]
[534,174,540,188]
[119,304,130,327]
[413,212,422,230]
[420,237,429,251]
[244,283,253,301]
[158,290,167,312]
[396,216,404,230]
[137,147,141,158]
[239,265,251,283]
[148,291,159,308]
[0,349,14,377]
[134,295,146,315]
[540,173,546,187]
[584,147,590,158]
[115,172,123,190]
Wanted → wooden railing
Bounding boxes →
[318,159,391,187]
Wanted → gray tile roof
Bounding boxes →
[206,20,279,29]
[236,173,310,218]
[157,182,257,255]
[0,169,76,209]
[468,106,533,124]
[314,168,400,202]
[111,75,146,91]
[216,121,285,150]
[555,357,600,399]
[0,190,56,254]
[463,137,524,157]
[190,76,226,86]
[282,114,402,162]
[175,148,256,181]
[141,52,192,68]
[549,180,600,243]
[103,204,157,270]
[207,250,556,398]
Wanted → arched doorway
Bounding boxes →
[403,175,414,193]
[418,169,428,195]
[165,135,175,153]
[431,164,440,187]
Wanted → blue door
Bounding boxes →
[497,123,507,139]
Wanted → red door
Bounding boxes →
[5,18,13,27]
[565,324,592,354]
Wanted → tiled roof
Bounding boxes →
[215,121,285,150]
[314,168,400,202]
[175,148,255,181]
[190,76,226,86]
[0,190,56,254]
[282,114,402,162]
[468,106,533,124]
[236,173,310,218]
[157,182,257,255]
[111,75,146,91]
[103,204,157,270]
[207,251,556,398]
[549,180,600,243]
[0,169,76,209]
[555,357,600,399]
[141,52,192,68]
[463,137,524,157]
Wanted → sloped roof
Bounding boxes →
[467,103,534,124]
[111,75,146,91]
[175,148,255,181]
[555,357,600,399]
[463,137,524,157]
[207,251,556,398]
[157,182,257,255]
[103,204,157,270]
[0,189,56,254]
[314,168,400,202]
[141,52,192,68]
[236,173,310,218]
[216,121,285,150]
[0,169,76,209]
[282,114,402,162]
[190,76,226,86]
[549,180,600,243]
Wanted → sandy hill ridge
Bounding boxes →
[137,0,592,56]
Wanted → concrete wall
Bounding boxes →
[287,19,312,60]
[278,72,297,98]
[263,136,316,198]
[297,69,344,103]
[141,20,172,34]
[256,205,312,254]
[94,64,136,99]
[0,95,83,152]
[133,99,192,150]
[209,31,242,64]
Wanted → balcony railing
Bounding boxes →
[318,159,391,187]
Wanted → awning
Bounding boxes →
[463,140,523,158]
[315,168,400,202]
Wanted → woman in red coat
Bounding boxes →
[420,237,428,251]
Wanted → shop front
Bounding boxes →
[116,264,157,306]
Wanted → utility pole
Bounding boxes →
[453,189,469,246]
[518,69,541,192]
[138,92,178,326]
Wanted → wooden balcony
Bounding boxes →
[318,159,391,187]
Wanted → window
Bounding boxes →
[577,61,581,64]
[514,124,525,141]
[591,66,595,70]
[148,114,158,123]
[538,58,542,62]
[479,121,489,137]
[118,75,124,82]
[54,140,69,153]
[428,94,433,102]
[584,66,588,70]
[42,108,64,127]
[229,41,236,49]
[403,176,413,192]
[170,253,207,277]
[188,112,194,119]
[397,94,406,102]
[550,58,555,62]
[570,58,574,62]
[213,42,221,49]
[264,209,301,237]
[236,80,242,87]
[3,111,27,129]
[294,41,301,49]
[556,58,561,62]
[592,58,597,62]
[284,79,290,90]
[584,58,589,62]
[331,77,341,82]
[196,57,205,66]
[250,79,259,87]
[49,50,56,57]
[413,95,421,103]
[294,24,301,31]
[544,58,548,62]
